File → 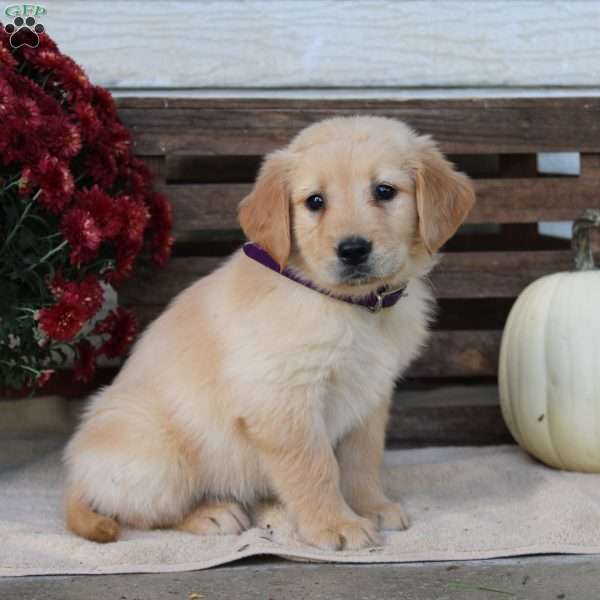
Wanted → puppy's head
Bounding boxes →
[239,116,474,296]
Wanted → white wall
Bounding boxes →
[39,0,600,92]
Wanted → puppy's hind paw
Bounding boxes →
[178,501,251,536]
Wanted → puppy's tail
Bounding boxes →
[65,485,120,543]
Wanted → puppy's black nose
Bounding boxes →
[337,236,372,266]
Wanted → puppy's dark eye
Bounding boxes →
[305,194,325,212]
[374,184,396,202]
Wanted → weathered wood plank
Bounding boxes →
[581,153,600,176]
[140,156,166,181]
[469,178,598,223]
[158,177,600,233]
[388,385,512,446]
[408,331,501,377]
[49,1,600,89]
[121,258,225,306]
[120,251,581,305]
[430,251,577,299]
[117,98,600,155]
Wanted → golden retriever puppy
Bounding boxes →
[64,116,474,549]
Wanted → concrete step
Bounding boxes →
[0,555,595,600]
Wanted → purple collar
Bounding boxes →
[242,242,407,312]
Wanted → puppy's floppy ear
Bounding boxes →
[238,150,291,269]
[415,139,475,253]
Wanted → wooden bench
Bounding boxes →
[89,98,600,446]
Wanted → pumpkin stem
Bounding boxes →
[573,209,600,271]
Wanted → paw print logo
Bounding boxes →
[4,16,45,49]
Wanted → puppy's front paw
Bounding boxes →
[298,516,382,551]
[359,500,410,531]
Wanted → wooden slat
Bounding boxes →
[120,251,580,305]
[430,251,577,299]
[388,385,512,447]
[117,98,600,155]
[409,331,500,377]
[158,177,600,234]
[581,153,600,176]
[157,184,243,231]
[163,153,505,183]
[139,156,166,181]
[121,257,224,305]
[472,177,599,223]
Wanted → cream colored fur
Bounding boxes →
[64,116,474,549]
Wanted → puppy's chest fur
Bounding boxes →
[303,297,428,444]
[226,273,432,447]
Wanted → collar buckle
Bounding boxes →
[368,284,407,313]
[368,291,385,313]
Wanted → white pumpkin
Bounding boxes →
[499,209,600,472]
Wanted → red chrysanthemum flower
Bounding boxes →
[14,72,62,116]
[56,58,93,103]
[72,100,102,143]
[0,79,16,157]
[0,77,48,165]
[146,192,174,265]
[92,85,118,122]
[119,195,150,244]
[76,277,105,318]
[0,76,15,111]
[61,206,103,266]
[102,195,150,283]
[35,369,55,388]
[22,48,92,103]
[37,113,82,161]
[73,339,96,383]
[82,143,118,188]
[129,156,151,181]
[0,45,16,69]
[40,273,104,342]
[105,121,132,158]
[49,273,104,319]
[22,154,75,212]
[17,97,43,129]
[38,302,87,341]
[5,128,44,166]
[23,48,65,72]
[94,308,136,359]
[0,27,17,69]
[7,98,42,135]
[110,237,144,284]
[75,186,122,239]
[0,27,173,390]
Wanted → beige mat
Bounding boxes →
[2,396,600,577]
